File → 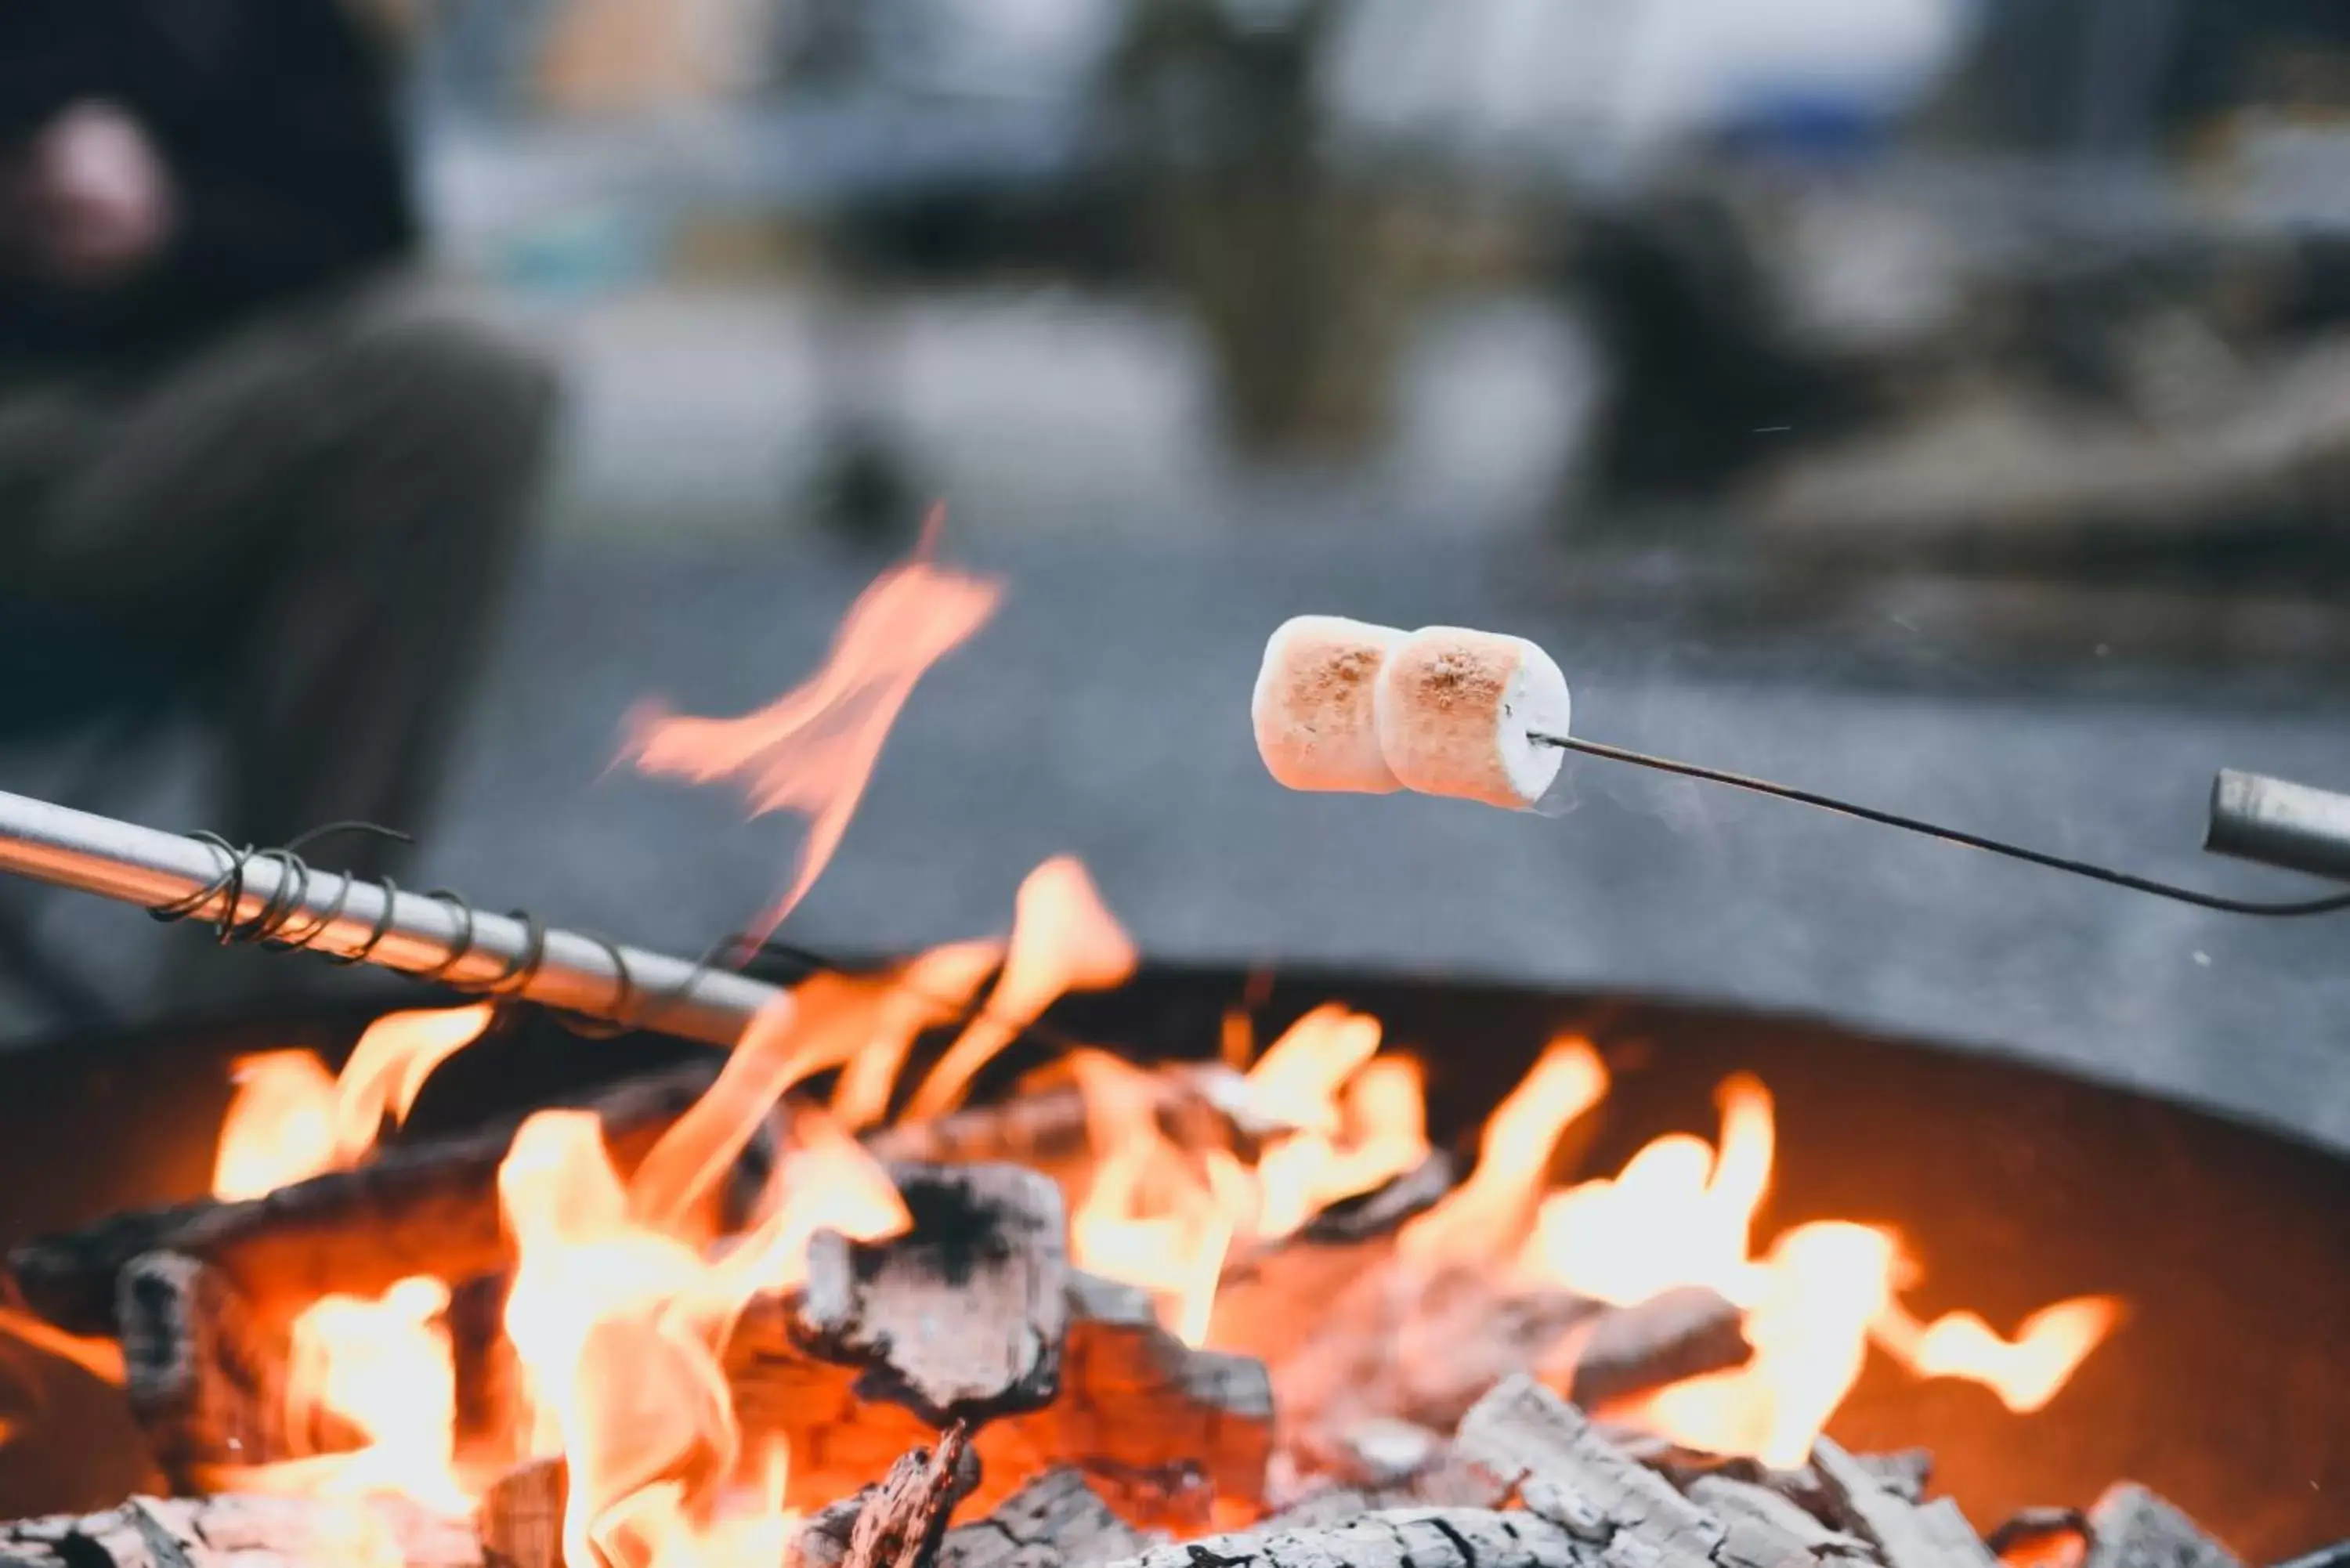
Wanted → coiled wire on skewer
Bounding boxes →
[143,821,668,1036]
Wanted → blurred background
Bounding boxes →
[3,0,2349,1142]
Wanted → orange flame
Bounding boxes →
[1067,1050,1246,1346]
[331,1004,497,1165]
[214,1005,499,1203]
[214,1050,342,1200]
[620,508,1002,941]
[1519,1074,2119,1463]
[1877,1296,2122,1414]
[1403,1037,1607,1266]
[830,939,1006,1131]
[1065,1006,1427,1342]
[501,1097,896,1568]
[903,857,1137,1119]
[0,1306,126,1386]
[286,1277,468,1512]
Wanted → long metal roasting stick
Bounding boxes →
[1527,734,2350,916]
[0,787,780,1046]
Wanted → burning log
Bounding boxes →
[937,1469,1154,1568]
[800,1165,1069,1425]
[10,1064,745,1335]
[2080,1486,2240,1568]
[115,1253,356,1486]
[0,1494,478,1568]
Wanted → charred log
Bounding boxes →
[937,1469,1153,1568]
[1104,1508,1601,1568]
[11,1065,736,1335]
[842,1429,979,1568]
[800,1165,1068,1425]
[1565,1288,1751,1413]
[116,1252,357,1484]
[725,1267,1271,1521]
[2082,1486,2240,1568]
[0,1494,479,1568]
[1812,1439,1997,1568]
[859,1065,1268,1180]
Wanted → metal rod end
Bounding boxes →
[2204,769,2350,884]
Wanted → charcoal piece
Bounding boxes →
[13,1064,734,1335]
[1102,1508,1605,1568]
[1567,1287,1751,1411]
[801,1164,1068,1425]
[1452,1375,1728,1564]
[937,1469,1153,1568]
[2083,1485,2240,1568]
[1686,1476,1871,1567]
[1984,1508,2089,1564]
[839,1429,978,1568]
[1295,1153,1459,1245]
[0,1494,479,1568]
[117,1252,358,1483]
[1813,1439,1998,1568]
[724,1268,1273,1521]
[478,1458,566,1568]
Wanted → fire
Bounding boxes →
[205,1006,500,1509]
[331,1004,497,1164]
[902,856,1138,1120]
[286,1277,468,1513]
[1502,1069,2118,1465]
[618,506,1002,941]
[1877,1296,2124,1414]
[213,1050,342,1199]
[1403,1038,1608,1266]
[1063,1005,1429,1342]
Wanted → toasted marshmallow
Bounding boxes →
[1375,627,1571,809]
[1253,616,1408,794]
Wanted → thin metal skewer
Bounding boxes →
[0,788,781,1046]
[1530,732,2350,917]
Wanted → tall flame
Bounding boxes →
[214,1051,342,1200]
[1403,1038,1608,1266]
[1517,1074,2119,1465]
[285,1277,468,1512]
[207,1008,502,1510]
[619,508,1002,941]
[1064,1005,1428,1342]
[904,857,1138,1119]
[331,1004,497,1165]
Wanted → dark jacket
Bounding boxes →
[0,0,418,371]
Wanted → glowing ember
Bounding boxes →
[618,506,1002,941]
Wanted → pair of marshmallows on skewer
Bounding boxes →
[1253,616,1572,811]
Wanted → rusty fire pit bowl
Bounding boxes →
[0,963,2341,1559]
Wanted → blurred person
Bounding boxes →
[0,0,559,1013]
